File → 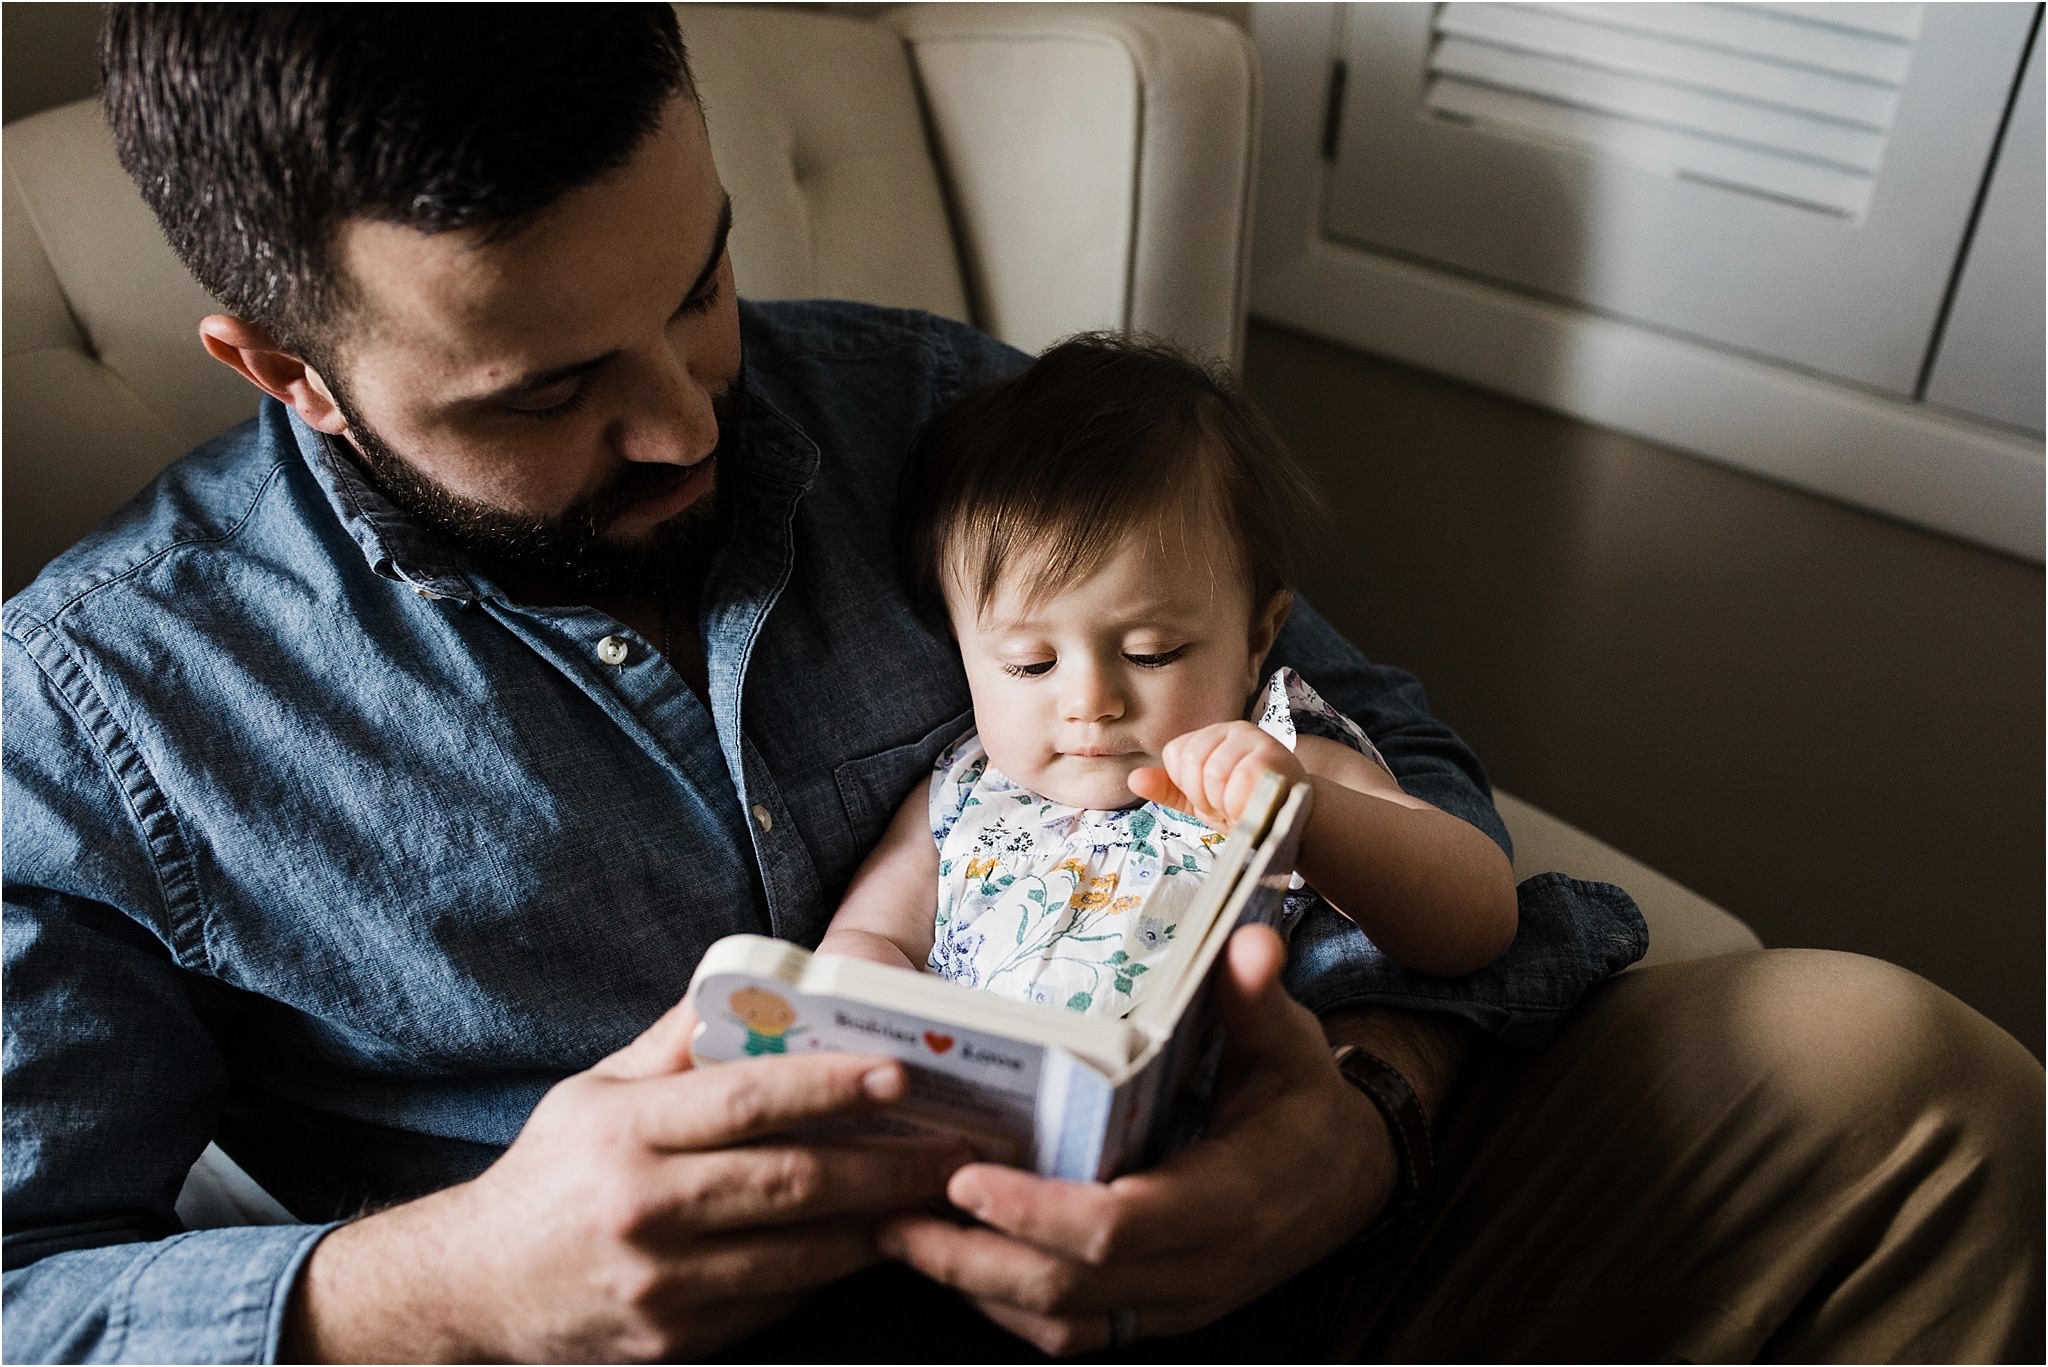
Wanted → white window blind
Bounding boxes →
[1423,2,1923,218]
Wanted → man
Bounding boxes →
[3,8,2038,1363]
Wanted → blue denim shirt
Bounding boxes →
[2,299,1646,1362]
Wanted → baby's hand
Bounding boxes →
[1128,722,1306,832]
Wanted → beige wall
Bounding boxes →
[2,2,101,123]
[1,4,1252,127]
[816,1,1249,22]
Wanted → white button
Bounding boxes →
[751,804,774,833]
[596,635,631,666]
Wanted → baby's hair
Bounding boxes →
[899,332,1323,620]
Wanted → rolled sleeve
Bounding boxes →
[1286,877,1648,1046]
[3,1224,338,1364]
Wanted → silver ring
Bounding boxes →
[1107,1305,1141,1350]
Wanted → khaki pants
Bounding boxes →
[1339,949,2043,1362]
[737,950,2045,1363]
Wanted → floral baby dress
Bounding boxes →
[925,668,1390,1018]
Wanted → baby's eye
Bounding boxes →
[1001,660,1055,679]
[1125,646,1189,668]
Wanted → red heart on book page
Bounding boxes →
[923,1032,955,1054]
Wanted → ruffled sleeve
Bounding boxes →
[1252,667,1394,776]
[926,725,988,845]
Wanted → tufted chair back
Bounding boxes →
[1,3,1257,596]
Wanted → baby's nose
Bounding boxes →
[1062,667,1126,722]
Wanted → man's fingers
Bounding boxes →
[879,1214,1205,1319]
[880,1213,1078,1312]
[659,1220,887,1303]
[943,1165,1127,1261]
[967,1298,1092,1358]
[1215,924,1302,1067]
[965,1295,1216,1359]
[938,1157,1238,1268]
[943,929,1317,1257]
[657,1291,812,1359]
[944,1141,1261,1269]
[652,1138,970,1229]
[593,995,702,1079]
[631,1053,907,1149]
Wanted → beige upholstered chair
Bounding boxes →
[3,2,1756,1226]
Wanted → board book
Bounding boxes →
[685,773,1311,1180]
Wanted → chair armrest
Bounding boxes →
[1494,788,1763,969]
[880,3,1257,365]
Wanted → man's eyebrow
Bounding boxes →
[464,193,735,405]
[475,350,620,404]
[675,194,734,317]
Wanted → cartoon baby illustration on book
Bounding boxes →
[725,985,806,1056]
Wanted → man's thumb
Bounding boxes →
[1215,923,1295,1056]
[594,995,701,1079]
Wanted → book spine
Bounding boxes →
[1036,1047,1112,1179]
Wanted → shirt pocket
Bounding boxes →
[833,706,973,854]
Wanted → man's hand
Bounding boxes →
[877,926,1401,1356]
[1129,721,1304,831]
[283,998,973,1362]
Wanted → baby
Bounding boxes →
[818,335,1517,1017]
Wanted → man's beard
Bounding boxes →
[332,375,747,597]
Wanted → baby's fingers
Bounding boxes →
[1192,729,1264,805]
[1162,733,1234,826]
[1222,751,1281,825]
[1126,767,1192,814]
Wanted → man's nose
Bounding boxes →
[614,343,720,466]
[1061,660,1126,723]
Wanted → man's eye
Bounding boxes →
[505,381,591,422]
[1001,660,1055,679]
[676,277,721,319]
[1126,646,1189,668]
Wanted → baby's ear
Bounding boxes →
[1247,589,1294,680]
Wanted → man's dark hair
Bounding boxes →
[99,4,694,366]
[900,333,1324,619]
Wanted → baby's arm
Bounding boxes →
[1130,725,1517,976]
[816,784,941,972]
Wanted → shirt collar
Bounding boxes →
[283,405,483,603]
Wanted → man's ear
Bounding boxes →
[197,315,350,435]
[1247,588,1295,690]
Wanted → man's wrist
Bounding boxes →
[281,1185,486,1363]
[1318,1007,1474,1241]
[1330,1042,1433,1234]
[1320,1006,1474,1118]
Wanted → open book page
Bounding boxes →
[1095,780,1313,1174]
[1126,773,1296,1037]
[689,938,1140,1072]
[684,774,1310,1176]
